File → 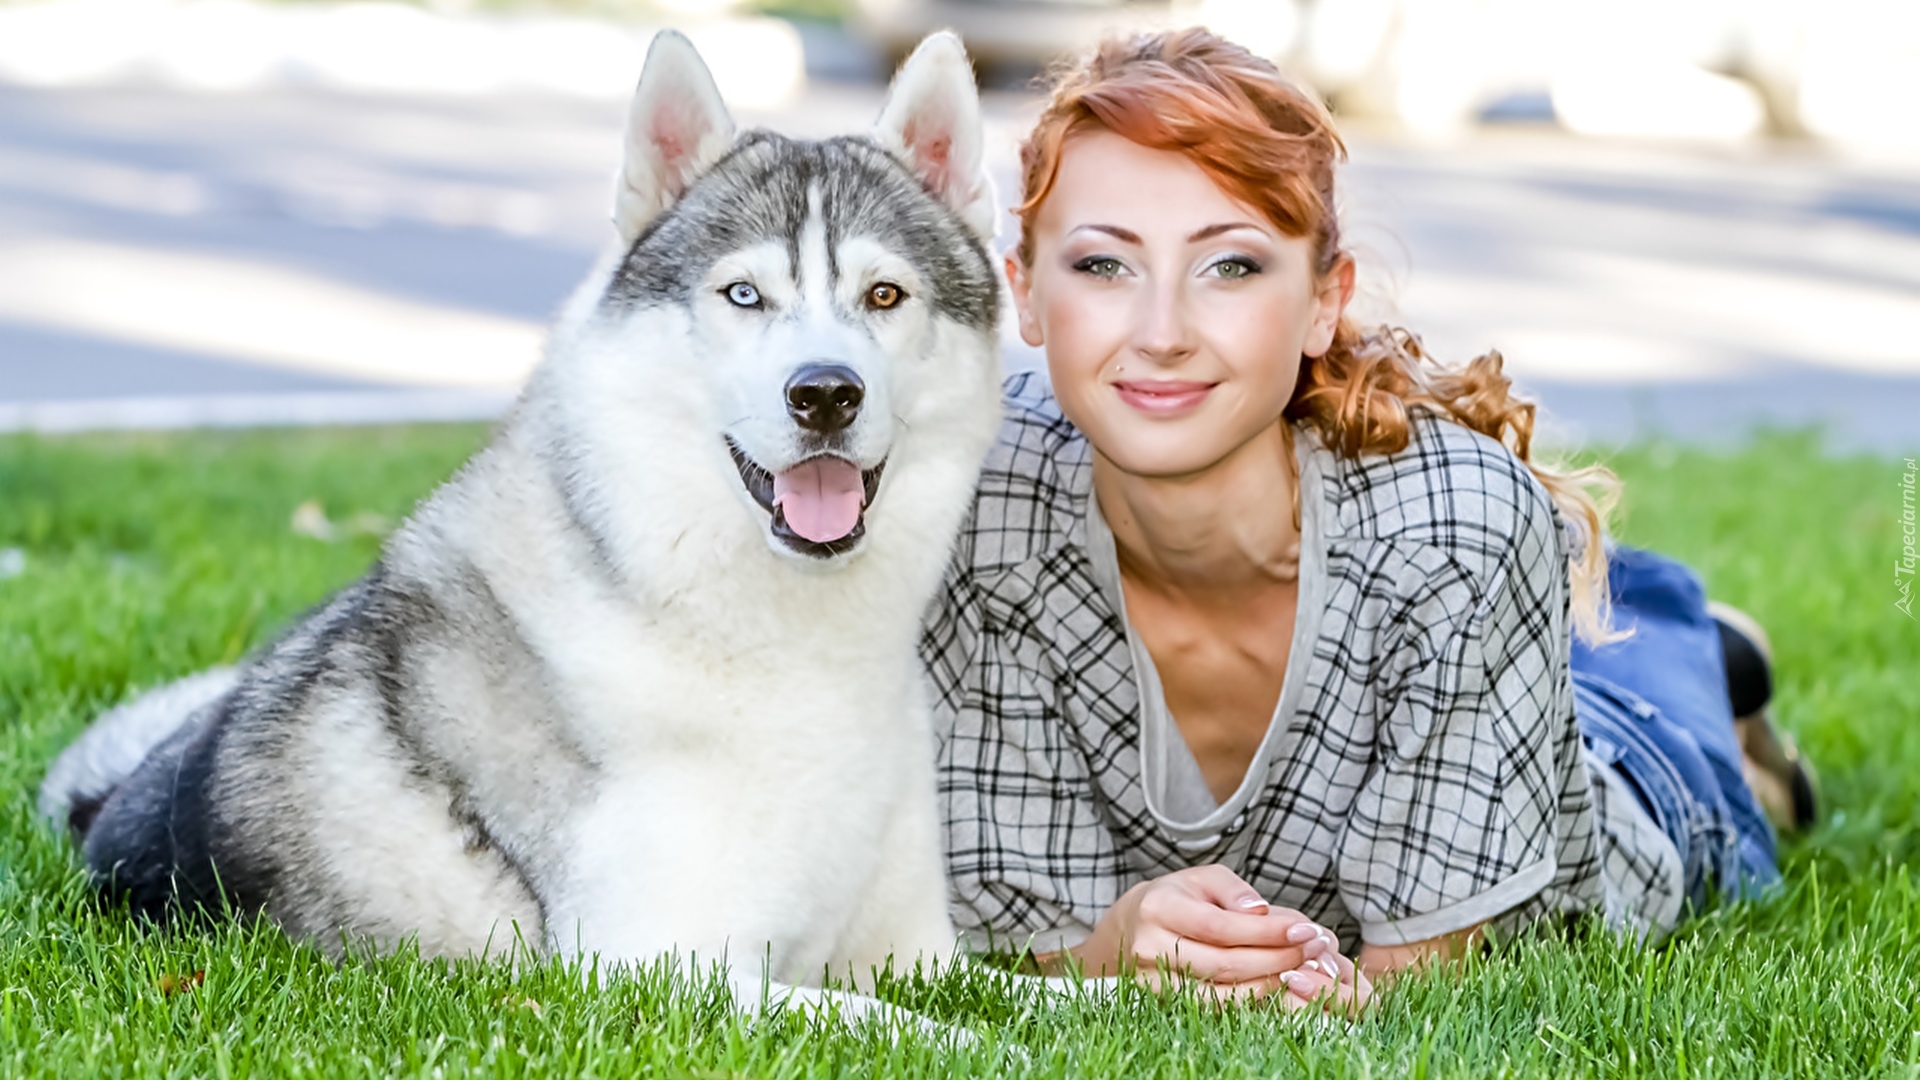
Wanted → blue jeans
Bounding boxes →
[1572,546,1780,909]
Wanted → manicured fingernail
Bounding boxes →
[1238,896,1268,910]
[1286,923,1319,943]
[1278,971,1300,988]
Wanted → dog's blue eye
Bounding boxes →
[725,282,761,308]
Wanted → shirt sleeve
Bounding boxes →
[920,561,981,723]
[920,563,1119,955]
[1336,486,1580,947]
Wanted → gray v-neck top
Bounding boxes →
[1083,441,1330,854]
[923,371,1680,954]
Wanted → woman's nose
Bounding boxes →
[1131,278,1196,365]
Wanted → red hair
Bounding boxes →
[1016,29,1619,642]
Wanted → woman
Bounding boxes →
[920,29,1813,1011]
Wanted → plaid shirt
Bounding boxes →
[922,373,1680,953]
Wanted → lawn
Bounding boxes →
[0,425,1915,1077]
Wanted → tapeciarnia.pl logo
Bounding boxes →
[1899,457,1917,620]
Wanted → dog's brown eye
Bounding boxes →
[867,282,904,310]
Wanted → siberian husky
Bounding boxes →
[39,29,1004,1026]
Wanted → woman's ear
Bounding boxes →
[1005,253,1043,347]
[1303,254,1355,359]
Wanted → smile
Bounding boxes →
[727,438,886,559]
[1113,379,1217,417]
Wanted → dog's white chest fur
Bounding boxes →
[530,594,937,979]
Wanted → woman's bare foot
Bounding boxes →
[1709,601,1818,832]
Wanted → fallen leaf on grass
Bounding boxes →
[291,501,336,541]
[158,971,204,995]
[497,994,543,1018]
[291,501,393,543]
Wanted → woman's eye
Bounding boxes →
[1073,256,1125,279]
[867,282,906,310]
[724,281,762,308]
[1208,257,1262,280]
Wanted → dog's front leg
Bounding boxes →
[829,728,958,988]
[731,977,974,1045]
[540,774,842,979]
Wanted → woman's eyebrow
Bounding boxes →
[1066,222,1267,244]
[1068,224,1143,244]
[1186,222,1266,242]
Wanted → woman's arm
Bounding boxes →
[1356,922,1487,981]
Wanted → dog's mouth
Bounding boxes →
[727,439,886,559]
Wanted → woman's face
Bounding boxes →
[1009,129,1351,480]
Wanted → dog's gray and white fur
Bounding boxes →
[39,31,1004,1021]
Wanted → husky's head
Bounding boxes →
[576,31,999,565]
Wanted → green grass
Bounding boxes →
[0,425,1916,1077]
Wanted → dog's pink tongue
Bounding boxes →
[773,458,864,543]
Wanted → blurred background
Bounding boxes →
[0,0,1916,448]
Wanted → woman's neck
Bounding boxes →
[1094,420,1300,605]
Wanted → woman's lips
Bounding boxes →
[1113,379,1216,417]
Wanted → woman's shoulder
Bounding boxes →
[1314,409,1566,584]
[985,370,1087,480]
[948,371,1094,582]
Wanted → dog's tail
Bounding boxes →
[38,667,238,842]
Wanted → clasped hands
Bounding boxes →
[1057,864,1372,1013]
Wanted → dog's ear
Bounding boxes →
[874,31,995,241]
[615,30,736,246]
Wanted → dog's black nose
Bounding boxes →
[785,364,864,434]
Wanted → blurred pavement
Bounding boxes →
[1,79,1917,450]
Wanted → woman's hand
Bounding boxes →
[1262,936,1372,1014]
[1051,864,1366,1007]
